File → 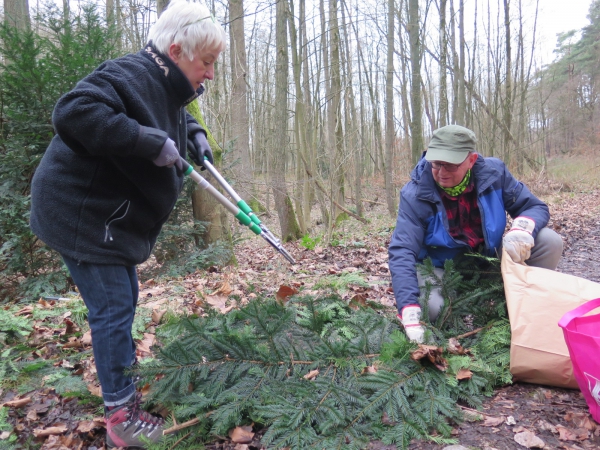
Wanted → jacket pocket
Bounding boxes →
[104,200,130,242]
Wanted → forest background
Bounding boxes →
[2,0,600,448]
[2,0,600,300]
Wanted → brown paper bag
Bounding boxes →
[501,249,600,388]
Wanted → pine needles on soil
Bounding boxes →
[135,254,511,450]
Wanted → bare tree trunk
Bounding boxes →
[450,0,459,124]
[228,0,254,205]
[156,0,168,16]
[4,0,30,29]
[288,0,309,234]
[106,0,114,25]
[503,0,513,165]
[272,0,301,242]
[300,1,323,226]
[384,0,396,217]
[327,0,345,225]
[346,4,383,175]
[116,0,122,51]
[457,0,466,125]
[187,101,233,251]
[515,0,525,173]
[438,0,448,127]
[408,0,424,163]
[467,0,478,128]
[340,0,363,217]
[396,2,412,146]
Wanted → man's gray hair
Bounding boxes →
[148,0,226,59]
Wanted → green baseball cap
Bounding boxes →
[425,125,477,164]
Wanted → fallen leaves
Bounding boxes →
[202,293,229,312]
[410,344,448,371]
[151,308,167,324]
[456,368,473,380]
[348,293,367,309]
[32,424,68,438]
[229,425,254,444]
[482,415,506,427]
[565,412,598,432]
[447,337,471,355]
[514,430,545,448]
[2,397,31,408]
[556,424,590,441]
[275,285,298,304]
[136,333,156,357]
[303,369,319,380]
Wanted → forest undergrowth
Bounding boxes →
[2,169,600,449]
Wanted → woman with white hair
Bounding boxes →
[30,1,226,447]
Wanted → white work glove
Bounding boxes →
[398,305,425,343]
[153,138,182,170]
[503,216,535,264]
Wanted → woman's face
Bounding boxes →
[168,44,220,89]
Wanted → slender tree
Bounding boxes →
[408,0,424,162]
[384,0,396,217]
[503,0,513,165]
[271,0,301,241]
[228,0,254,205]
[439,0,449,127]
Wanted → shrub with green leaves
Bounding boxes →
[299,234,322,250]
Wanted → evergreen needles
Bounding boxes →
[137,257,510,450]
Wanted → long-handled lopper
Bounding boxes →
[179,158,296,265]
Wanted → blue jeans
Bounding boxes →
[62,255,138,407]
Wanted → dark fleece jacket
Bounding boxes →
[30,43,205,266]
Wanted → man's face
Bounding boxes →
[168,44,220,89]
[430,152,478,188]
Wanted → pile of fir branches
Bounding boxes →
[136,254,511,449]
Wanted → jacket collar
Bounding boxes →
[412,153,501,202]
[142,42,204,106]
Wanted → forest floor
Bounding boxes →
[2,178,600,450]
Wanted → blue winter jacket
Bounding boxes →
[388,154,549,313]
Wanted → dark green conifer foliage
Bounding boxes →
[137,257,510,449]
[0,3,121,301]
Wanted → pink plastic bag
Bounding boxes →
[558,298,600,424]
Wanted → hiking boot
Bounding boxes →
[105,392,165,449]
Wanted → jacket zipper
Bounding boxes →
[104,200,130,242]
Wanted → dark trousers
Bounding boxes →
[62,255,138,407]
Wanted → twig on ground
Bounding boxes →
[168,431,192,448]
[163,417,200,435]
[455,327,486,340]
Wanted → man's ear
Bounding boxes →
[168,43,182,63]
[466,152,478,168]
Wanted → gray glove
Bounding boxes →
[153,138,182,170]
[187,131,214,170]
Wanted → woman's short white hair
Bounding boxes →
[148,0,226,59]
